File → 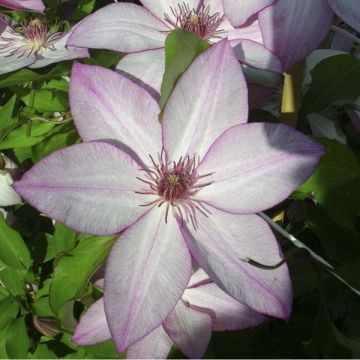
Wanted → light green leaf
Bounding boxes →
[0,95,18,132]
[5,317,30,358]
[20,89,69,112]
[54,223,77,255]
[49,235,115,315]
[160,29,209,112]
[0,296,19,329]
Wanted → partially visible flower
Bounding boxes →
[0,153,22,207]
[0,17,89,75]
[348,109,360,133]
[67,0,283,73]
[0,0,45,12]
[327,0,360,33]
[73,269,266,359]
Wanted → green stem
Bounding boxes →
[26,82,36,137]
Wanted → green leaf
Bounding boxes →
[302,54,360,114]
[20,89,69,112]
[0,296,19,329]
[84,340,119,359]
[49,235,115,315]
[5,317,30,358]
[334,260,360,291]
[0,262,27,296]
[305,206,359,263]
[85,49,124,68]
[298,139,360,193]
[30,343,57,359]
[0,214,31,269]
[160,29,209,112]
[70,0,96,20]
[0,64,71,88]
[54,223,77,255]
[32,297,56,317]
[0,121,54,149]
[0,95,18,132]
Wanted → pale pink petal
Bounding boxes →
[13,142,147,235]
[258,0,334,71]
[162,40,248,162]
[72,299,111,346]
[182,210,293,319]
[0,0,44,12]
[329,0,360,33]
[69,63,162,165]
[196,123,325,214]
[0,173,22,207]
[29,31,89,69]
[184,283,266,331]
[104,207,192,352]
[67,3,168,52]
[228,19,264,44]
[187,268,211,289]
[232,39,282,72]
[223,0,276,27]
[163,300,212,359]
[127,326,173,359]
[116,49,165,99]
[141,0,201,23]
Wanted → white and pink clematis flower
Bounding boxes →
[0,17,89,75]
[73,269,266,358]
[0,0,44,12]
[14,41,324,351]
[0,153,21,207]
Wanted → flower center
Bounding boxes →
[0,18,63,58]
[164,2,224,41]
[136,151,213,228]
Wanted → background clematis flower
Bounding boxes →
[0,0,44,12]
[0,153,22,207]
[66,0,283,72]
[14,41,325,351]
[0,17,89,75]
[73,268,267,359]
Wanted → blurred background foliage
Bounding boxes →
[1,0,360,358]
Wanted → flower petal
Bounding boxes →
[116,49,165,100]
[0,172,21,207]
[29,31,89,69]
[182,210,293,319]
[163,300,212,359]
[104,207,192,352]
[196,123,325,214]
[140,0,201,23]
[69,63,162,165]
[223,0,276,27]
[67,3,168,52]
[187,268,211,289]
[162,40,248,162]
[0,0,44,12]
[127,326,173,359]
[258,0,334,71]
[72,299,111,346]
[184,283,266,331]
[13,142,147,235]
[328,0,360,33]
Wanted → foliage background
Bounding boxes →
[1,0,360,358]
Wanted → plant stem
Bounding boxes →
[26,82,36,137]
[280,61,305,127]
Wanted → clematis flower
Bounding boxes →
[0,17,89,75]
[0,0,44,12]
[0,153,22,207]
[67,0,283,72]
[14,41,325,351]
[73,268,266,358]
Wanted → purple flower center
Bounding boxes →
[164,2,224,40]
[136,151,213,228]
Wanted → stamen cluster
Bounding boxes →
[136,151,213,228]
[164,2,224,40]
[0,18,62,58]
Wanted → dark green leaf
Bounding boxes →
[5,317,30,358]
[0,296,19,329]
[0,95,18,131]
[49,235,115,315]
[0,214,31,269]
[302,54,360,114]
[0,262,27,296]
[160,29,209,112]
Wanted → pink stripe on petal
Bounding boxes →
[196,123,325,214]
[182,210,293,319]
[13,142,147,235]
[104,207,192,352]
